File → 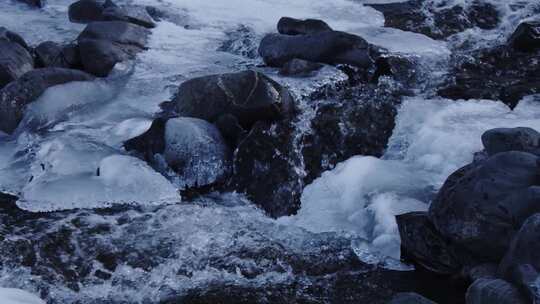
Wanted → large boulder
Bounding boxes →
[508,21,540,52]
[173,70,295,129]
[498,214,540,302]
[258,31,378,68]
[481,127,540,157]
[279,58,323,77]
[428,151,540,261]
[0,68,94,134]
[366,0,499,40]
[77,21,150,76]
[277,17,332,35]
[465,279,528,304]
[0,40,33,89]
[397,212,462,275]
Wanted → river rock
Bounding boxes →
[508,21,540,52]
[367,0,499,40]
[0,27,29,50]
[77,21,150,76]
[35,41,81,69]
[277,17,332,35]
[481,127,540,157]
[498,214,540,302]
[102,5,156,28]
[173,70,294,129]
[259,31,377,68]
[0,68,94,134]
[465,279,528,304]
[68,0,112,23]
[397,212,461,275]
[429,151,540,261]
[0,40,33,89]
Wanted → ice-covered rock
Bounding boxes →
[0,68,94,134]
[164,117,231,189]
[0,288,44,304]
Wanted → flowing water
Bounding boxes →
[0,0,539,302]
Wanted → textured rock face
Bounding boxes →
[429,151,540,261]
[258,31,377,68]
[367,0,499,40]
[0,40,34,89]
[498,214,540,302]
[164,117,231,189]
[277,17,332,35]
[438,22,540,108]
[34,41,81,69]
[173,70,295,129]
[466,279,528,304]
[397,212,461,275]
[77,21,150,76]
[0,68,94,134]
[482,127,540,157]
[69,0,156,28]
[508,21,540,52]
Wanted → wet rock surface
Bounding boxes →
[367,0,500,40]
[0,39,34,89]
[0,68,94,134]
[77,21,150,76]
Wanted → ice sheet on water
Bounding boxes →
[284,96,540,261]
[0,288,44,304]
[17,154,180,212]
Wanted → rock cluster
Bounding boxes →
[398,127,540,304]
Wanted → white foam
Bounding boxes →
[0,288,44,304]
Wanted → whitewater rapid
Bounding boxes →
[0,0,540,302]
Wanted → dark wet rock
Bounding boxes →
[16,0,45,8]
[428,151,540,261]
[300,84,401,183]
[0,40,34,89]
[464,264,498,282]
[173,70,295,129]
[279,58,323,77]
[508,21,540,52]
[388,292,437,304]
[163,117,231,189]
[482,127,540,157]
[124,117,167,162]
[69,0,156,28]
[218,25,259,59]
[438,41,540,108]
[77,21,150,76]
[229,120,302,218]
[465,279,528,304]
[68,0,111,23]
[214,113,247,147]
[0,68,94,134]
[367,0,499,40]
[397,212,461,275]
[102,5,157,29]
[34,41,82,69]
[498,214,540,302]
[277,17,332,35]
[259,31,378,68]
[373,55,418,85]
[0,27,29,50]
